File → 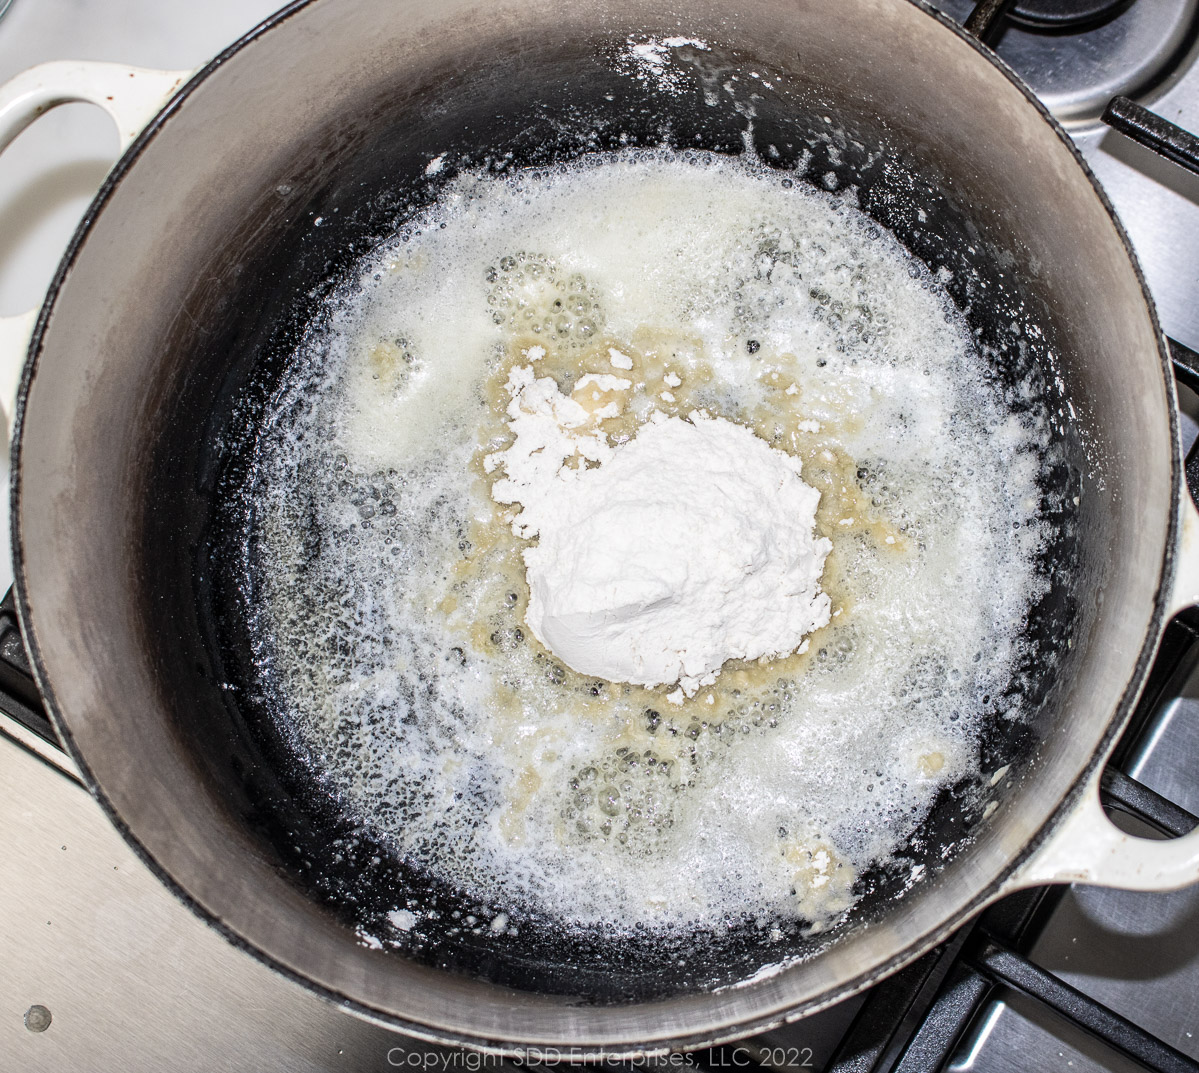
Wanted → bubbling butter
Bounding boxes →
[245,147,1057,939]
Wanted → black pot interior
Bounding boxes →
[135,35,1084,1000]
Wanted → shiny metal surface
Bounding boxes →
[935,0,1199,353]
[935,0,1198,127]
[1082,115,1199,353]
[0,704,77,780]
[947,991,1146,1072]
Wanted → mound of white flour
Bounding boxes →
[486,364,833,698]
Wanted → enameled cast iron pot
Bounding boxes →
[4,0,1199,1056]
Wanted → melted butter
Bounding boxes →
[244,148,1059,937]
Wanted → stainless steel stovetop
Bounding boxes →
[4,2,1199,1070]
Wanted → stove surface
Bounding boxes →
[4,2,1199,1071]
[934,0,1199,361]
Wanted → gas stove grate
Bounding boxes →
[0,588,55,747]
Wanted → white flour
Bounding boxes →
[486,365,831,698]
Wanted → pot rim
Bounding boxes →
[7,0,1182,1056]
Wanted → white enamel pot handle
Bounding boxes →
[1005,467,1199,894]
[0,61,194,439]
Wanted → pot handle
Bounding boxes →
[0,61,194,437]
[1004,772,1199,893]
[1004,464,1199,892]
